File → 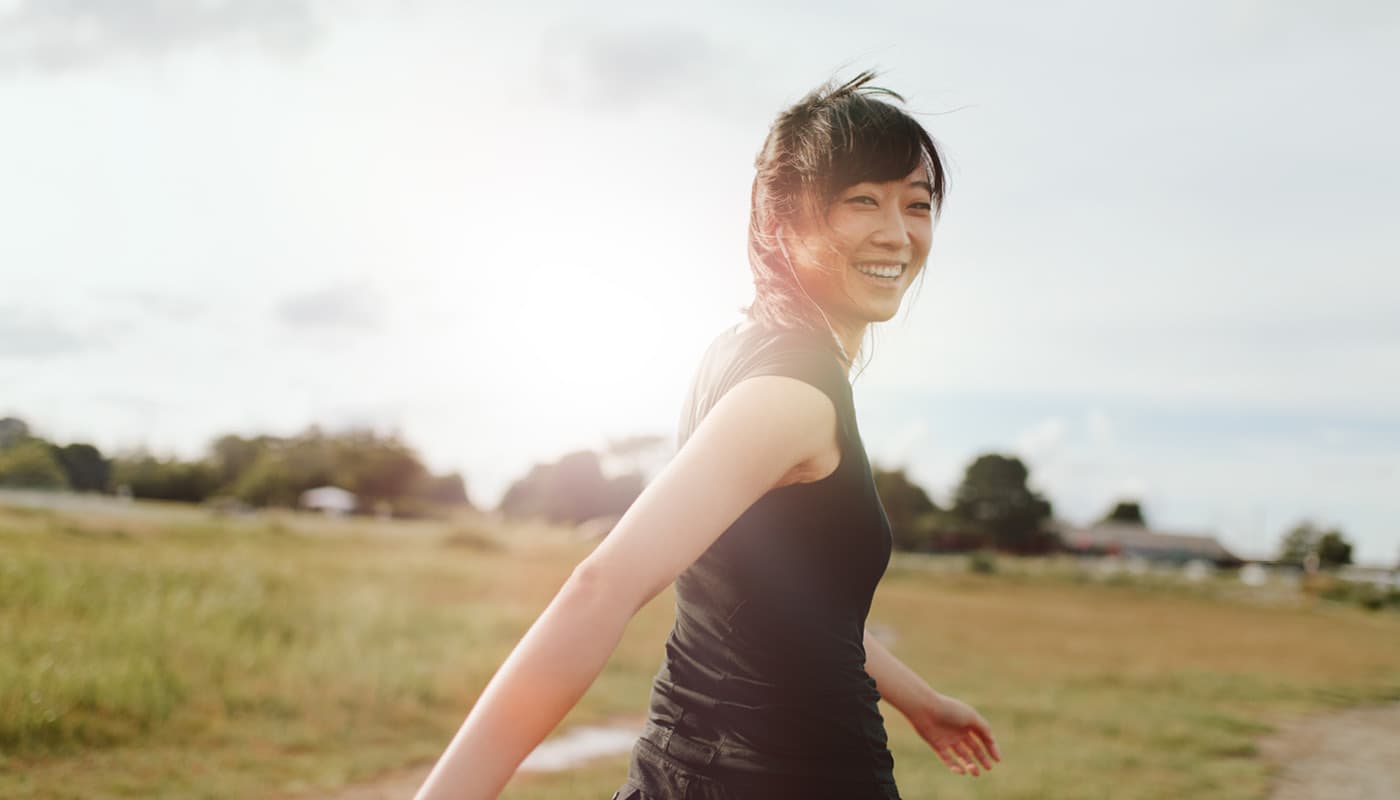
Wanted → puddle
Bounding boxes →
[868,621,898,648]
[517,720,643,771]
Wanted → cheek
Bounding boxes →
[911,226,934,254]
[823,208,865,241]
[824,225,867,259]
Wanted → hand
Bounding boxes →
[902,691,1001,777]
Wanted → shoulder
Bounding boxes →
[733,318,844,370]
[698,369,839,487]
[681,320,842,451]
[736,325,850,418]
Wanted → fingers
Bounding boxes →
[927,716,1004,779]
[932,738,981,777]
[951,740,983,776]
[930,742,967,776]
[973,719,1002,763]
[960,733,994,771]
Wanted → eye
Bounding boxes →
[909,201,933,212]
[846,195,878,206]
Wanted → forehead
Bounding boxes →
[844,165,934,194]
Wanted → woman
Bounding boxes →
[414,70,1001,800]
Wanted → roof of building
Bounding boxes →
[1050,519,1240,562]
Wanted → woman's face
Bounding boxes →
[783,163,934,326]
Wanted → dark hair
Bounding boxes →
[739,69,948,370]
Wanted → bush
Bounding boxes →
[0,440,70,490]
[112,455,219,503]
[1315,576,1400,612]
[967,550,998,574]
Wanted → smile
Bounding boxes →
[853,262,905,280]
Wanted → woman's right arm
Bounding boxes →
[412,374,841,800]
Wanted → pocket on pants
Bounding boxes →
[623,736,735,800]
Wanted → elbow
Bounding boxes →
[565,558,609,597]
[566,557,656,619]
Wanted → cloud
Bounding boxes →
[0,309,88,358]
[1085,409,1112,446]
[94,289,207,323]
[1015,416,1068,463]
[878,417,930,468]
[274,281,379,330]
[0,0,320,74]
[1110,476,1148,502]
[530,22,747,113]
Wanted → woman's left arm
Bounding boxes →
[862,628,1003,776]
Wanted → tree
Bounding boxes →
[112,453,220,503]
[230,451,301,507]
[872,466,941,552]
[202,426,460,515]
[1316,530,1353,568]
[0,417,31,451]
[420,472,471,507]
[951,453,1054,553]
[209,434,274,489]
[1278,519,1353,569]
[1278,521,1317,566]
[50,442,111,492]
[349,437,427,505]
[499,449,643,524]
[601,434,672,483]
[1101,500,1146,526]
[0,439,70,489]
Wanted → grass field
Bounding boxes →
[2,496,1398,799]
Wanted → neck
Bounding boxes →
[829,317,866,374]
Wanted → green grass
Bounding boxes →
[2,499,1398,799]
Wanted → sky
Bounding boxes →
[1,0,1396,565]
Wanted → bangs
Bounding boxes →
[823,104,942,208]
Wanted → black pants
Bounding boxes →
[609,721,901,800]
[610,734,735,800]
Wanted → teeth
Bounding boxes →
[855,263,903,279]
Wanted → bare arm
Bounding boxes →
[412,375,841,800]
[863,628,1003,776]
[863,627,940,713]
[410,564,633,800]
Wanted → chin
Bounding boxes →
[859,305,902,324]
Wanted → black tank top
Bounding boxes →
[640,317,898,794]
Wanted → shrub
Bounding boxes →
[968,550,998,575]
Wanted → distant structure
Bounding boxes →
[1051,520,1243,567]
[299,486,357,517]
[1337,564,1400,589]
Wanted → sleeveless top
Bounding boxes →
[638,317,899,796]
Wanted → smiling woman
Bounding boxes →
[773,162,937,364]
[744,74,946,372]
[412,70,999,800]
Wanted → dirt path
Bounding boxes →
[304,704,1400,799]
[1258,702,1400,800]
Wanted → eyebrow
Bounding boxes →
[841,179,937,199]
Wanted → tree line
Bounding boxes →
[0,415,1362,565]
[495,442,1362,567]
[0,416,468,518]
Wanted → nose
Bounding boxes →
[870,205,911,251]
